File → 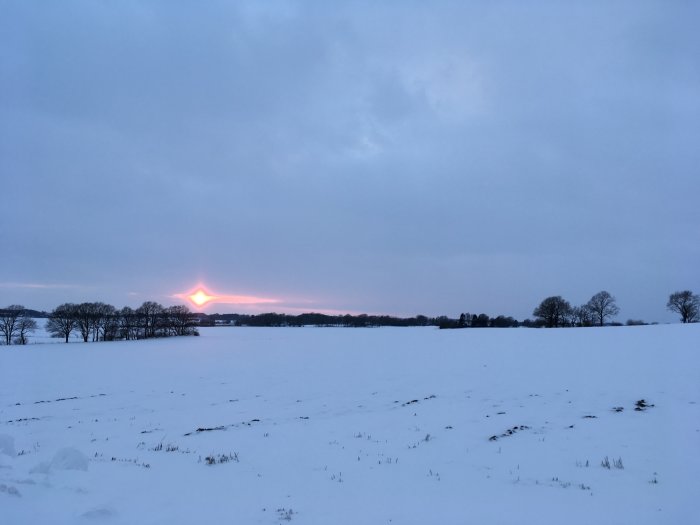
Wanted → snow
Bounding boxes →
[0,324,698,524]
[0,434,15,456]
[30,447,90,474]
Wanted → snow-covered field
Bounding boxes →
[1,325,698,524]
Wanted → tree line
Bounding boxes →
[1,289,697,344]
[530,289,699,328]
[0,302,198,345]
[199,311,521,328]
[217,312,436,328]
[436,313,520,329]
[531,291,620,328]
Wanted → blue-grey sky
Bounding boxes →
[1,1,698,322]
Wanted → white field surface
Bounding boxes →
[1,325,698,524]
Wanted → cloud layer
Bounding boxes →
[1,1,698,321]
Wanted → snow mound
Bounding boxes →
[31,447,90,474]
[0,434,16,457]
[51,447,89,471]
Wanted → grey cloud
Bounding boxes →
[1,1,698,321]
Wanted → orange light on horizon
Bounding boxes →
[175,285,281,309]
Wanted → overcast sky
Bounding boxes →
[1,1,698,322]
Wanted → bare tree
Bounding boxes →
[88,302,115,342]
[46,303,78,343]
[164,305,196,336]
[100,305,119,341]
[533,296,572,328]
[586,291,620,327]
[0,305,26,345]
[571,305,594,327]
[136,301,164,338]
[667,290,699,323]
[117,306,138,340]
[15,317,37,345]
[74,302,100,343]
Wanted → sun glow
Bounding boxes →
[175,285,281,309]
[189,289,216,307]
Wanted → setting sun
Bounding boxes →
[189,289,215,307]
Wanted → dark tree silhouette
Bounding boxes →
[571,305,594,327]
[137,301,164,338]
[0,305,26,345]
[415,315,429,326]
[45,303,78,343]
[15,317,37,344]
[74,303,98,343]
[100,305,119,341]
[472,313,490,328]
[667,291,699,323]
[586,291,620,326]
[117,306,138,340]
[491,315,518,328]
[533,296,572,328]
[88,303,115,342]
[164,305,196,336]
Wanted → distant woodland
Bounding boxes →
[194,289,699,329]
[0,290,697,346]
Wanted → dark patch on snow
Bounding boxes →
[634,399,654,411]
[204,452,238,465]
[196,426,226,432]
[36,396,78,404]
[489,425,530,441]
[23,393,105,407]
[184,426,227,436]
[110,456,150,468]
[0,484,21,497]
[402,395,435,407]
